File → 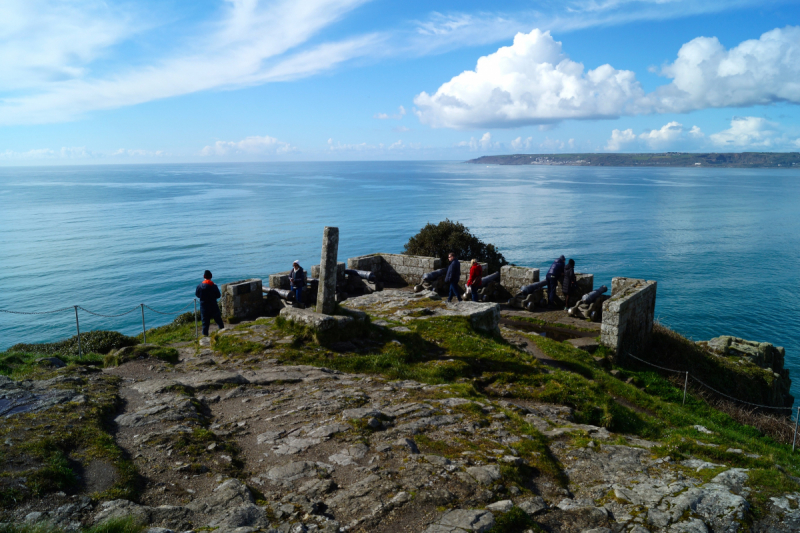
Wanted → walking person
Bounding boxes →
[195,270,224,336]
[466,259,483,302]
[289,260,306,308]
[546,255,565,309]
[562,259,577,310]
[445,252,462,303]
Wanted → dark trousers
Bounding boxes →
[470,284,480,302]
[293,286,303,304]
[448,282,462,302]
[200,304,224,336]
[546,274,559,305]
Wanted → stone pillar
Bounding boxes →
[316,227,339,314]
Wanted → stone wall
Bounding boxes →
[268,271,290,289]
[347,254,441,286]
[310,262,345,280]
[556,273,594,301]
[219,278,264,320]
[601,277,657,361]
[459,262,488,287]
[500,266,540,297]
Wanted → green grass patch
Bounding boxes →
[504,315,597,332]
[487,506,542,533]
[135,311,199,346]
[0,517,146,533]
[8,331,137,357]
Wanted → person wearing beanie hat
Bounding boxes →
[195,270,224,336]
[289,260,307,309]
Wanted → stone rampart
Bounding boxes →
[601,277,657,361]
[459,262,488,287]
[500,266,540,296]
[557,273,594,301]
[268,271,290,289]
[310,262,345,280]
[347,254,441,286]
[219,278,264,320]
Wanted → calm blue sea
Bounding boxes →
[1,162,799,401]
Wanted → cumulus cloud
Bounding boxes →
[415,29,645,129]
[457,132,499,151]
[201,135,294,156]
[651,26,800,113]
[374,106,406,119]
[638,121,684,148]
[415,25,800,130]
[511,136,533,150]
[605,129,636,151]
[709,117,776,147]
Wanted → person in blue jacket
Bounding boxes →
[546,255,566,309]
[444,252,462,303]
[195,270,224,336]
[289,260,307,308]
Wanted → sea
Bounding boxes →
[1,161,798,402]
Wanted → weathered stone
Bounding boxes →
[486,500,513,512]
[317,226,339,314]
[186,478,254,514]
[518,496,547,516]
[328,444,368,465]
[219,278,264,320]
[601,277,657,362]
[424,509,495,533]
[465,465,501,485]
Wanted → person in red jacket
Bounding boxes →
[466,259,483,302]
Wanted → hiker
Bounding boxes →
[289,260,306,308]
[562,259,577,309]
[546,255,565,308]
[195,270,224,336]
[444,252,462,303]
[466,259,482,302]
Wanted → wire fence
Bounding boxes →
[625,351,800,451]
[1,300,201,354]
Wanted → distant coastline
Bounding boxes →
[467,152,800,168]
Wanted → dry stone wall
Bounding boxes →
[500,266,540,297]
[219,278,264,320]
[347,254,441,286]
[601,277,657,361]
[557,273,594,300]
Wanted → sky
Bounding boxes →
[1,0,800,164]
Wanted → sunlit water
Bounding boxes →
[1,162,798,402]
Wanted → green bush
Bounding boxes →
[8,331,137,357]
[403,219,508,273]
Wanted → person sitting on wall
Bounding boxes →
[562,259,577,310]
[289,260,306,309]
[195,270,224,337]
[546,255,566,309]
[444,252,462,303]
[466,258,483,302]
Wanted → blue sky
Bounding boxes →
[1,0,799,164]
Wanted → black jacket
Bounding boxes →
[196,281,221,309]
[547,258,565,280]
[290,267,306,288]
[562,265,577,295]
[444,259,460,283]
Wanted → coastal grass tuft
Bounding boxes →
[136,311,199,345]
[8,331,137,357]
[0,517,146,533]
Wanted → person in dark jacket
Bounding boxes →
[289,260,306,308]
[444,252,462,303]
[195,270,224,336]
[546,255,566,308]
[466,259,483,302]
[562,259,577,309]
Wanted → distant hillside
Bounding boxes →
[467,152,800,168]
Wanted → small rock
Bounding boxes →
[486,500,514,512]
[199,337,211,347]
[394,438,420,454]
[367,417,382,429]
[518,496,546,516]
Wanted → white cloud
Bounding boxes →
[0,146,97,160]
[689,125,704,138]
[638,121,684,148]
[414,29,645,129]
[651,26,800,113]
[457,132,499,151]
[374,106,406,119]
[393,126,410,132]
[605,128,636,151]
[327,138,374,151]
[0,0,374,125]
[709,117,776,147]
[201,135,294,156]
[511,136,533,150]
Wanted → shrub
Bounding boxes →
[8,331,137,357]
[403,219,508,273]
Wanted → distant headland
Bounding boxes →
[467,152,800,168]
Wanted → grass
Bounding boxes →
[135,311,199,346]
[0,368,141,510]
[0,517,145,533]
[504,315,598,332]
[8,331,137,358]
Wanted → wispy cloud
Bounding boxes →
[201,135,295,156]
[374,106,406,120]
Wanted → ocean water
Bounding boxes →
[1,162,799,401]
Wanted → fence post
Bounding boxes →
[141,304,147,344]
[74,306,82,357]
[793,407,799,452]
[194,299,198,340]
[682,372,689,406]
